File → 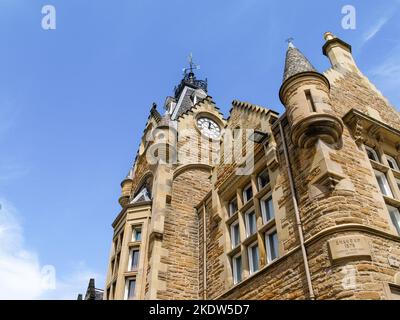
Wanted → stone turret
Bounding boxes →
[279,41,343,148]
[323,32,356,71]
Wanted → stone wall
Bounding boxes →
[158,168,212,299]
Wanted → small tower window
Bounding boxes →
[305,90,317,112]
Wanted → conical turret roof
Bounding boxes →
[282,41,317,82]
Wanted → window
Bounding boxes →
[387,284,400,300]
[257,169,270,190]
[115,254,120,274]
[228,197,238,216]
[129,249,140,271]
[245,211,257,237]
[365,145,380,162]
[265,230,279,263]
[248,242,259,274]
[111,283,116,299]
[230,221,240,248]
[375,170,393,197]
[396,179,400,192]
[232,254,242,284]
[386,155,399,171]
[125,279,136,300]
[261,196,274,224]
[110,259,115,276]
[243,184,253,203]
[132,228,142,242]
[305,90,316,112]
[387,205,400,236]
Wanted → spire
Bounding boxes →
[282,40,317,83]
[174,54,208,99]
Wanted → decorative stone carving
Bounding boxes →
[353,118,365,146]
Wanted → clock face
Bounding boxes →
[197,117,221,139]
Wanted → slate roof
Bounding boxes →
[283,42,317,82]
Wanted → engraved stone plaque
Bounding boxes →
[328,235,371,262]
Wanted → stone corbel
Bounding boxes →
[307,140,354,199]
[264,145,279,171]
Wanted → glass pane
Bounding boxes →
[388,159,396,170]
[251,245,259,272]
[127,280,136,300]
[229,198,238,216]
[262,197,274,223]
[367,149,375,161]
[134,229,142,241]
[389,207,400,236]
[247,212,256,235]
[269,232,278,261]
[234,256,242,283]
[258,170,270,189]
[231,223,240,248]
[244,186,253,202]
[131,250,140,271]
[366,147,379,162]
[376,173,391,196]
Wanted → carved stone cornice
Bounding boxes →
[343,109,400,148]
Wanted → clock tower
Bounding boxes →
[105,56,225,300]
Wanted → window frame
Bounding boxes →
[232,253,242,284]
[260,195,275,224]
[245,210,257,237]
[230,220,240,249]
[132,227,142,242]
[365,145,380,162]
[228,197,238,217]
[242,183,253,204]
[128,248,140,272]
[374,170,393,197]
[257,168,270,190]
[124,278,136,300]
[386,154,400,171]
[387,205,400,236]
[265,229,279,264]
[396,178,400,193]
[247,241,259,275]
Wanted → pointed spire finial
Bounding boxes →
[286,37,295,48]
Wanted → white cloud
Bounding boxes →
[363,17,390,43]
[0,198,104,300]
[361,6,398,47]
[368,45,400,109]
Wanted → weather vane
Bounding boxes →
[183,53,200,76]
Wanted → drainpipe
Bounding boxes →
[278,120,315,300]
[202,203,207,300]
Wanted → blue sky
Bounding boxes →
[0,0,399,299]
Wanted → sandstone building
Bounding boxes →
[104,33,400,300]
